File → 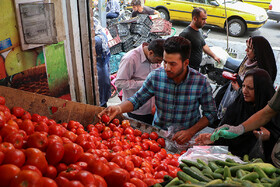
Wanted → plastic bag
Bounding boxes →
[209,46,229,69]
[249,134,265,161]
[178,146,246,164]
[217,83,239,119]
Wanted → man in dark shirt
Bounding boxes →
[179,7,220,70]
[131,0,160,17]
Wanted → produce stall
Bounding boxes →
[1,86,280,187]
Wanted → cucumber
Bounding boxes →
[262,183,273,187]
[251,158,264,163]
[179,163,188,170]
[226,158,237,163]
[153,184,162,187]
[202,165,213,173]
[275,168,280,175]
[205,179,223,186]
[253,165,268,179]
[236,169,247,179]
[229,165,254,175]
[243,154,249,162]
[240,172,259,182]
[215,160,240,167]
[177,184,204,187]
[240,180,258,187]
[164,175,174,181]
[190,166,204,175]
[181,159,204,170]
[208,161,220,172]
[223,166,232,179]
[182,166,212,182]
[197,159,207,167]
[214,168,224,174]
[271,172,277,179]
[260,177,276,183]
[177,171,200,184]
[212,172,224,180]
[165,177,184,187]
[271,177,280,187]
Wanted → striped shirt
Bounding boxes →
[128,67,217,132]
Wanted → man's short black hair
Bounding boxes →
[131,0,142,6]
[192,7,206,19]
[148,39,165,57]
[164,36,191,62]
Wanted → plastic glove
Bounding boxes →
[210,124,245,141]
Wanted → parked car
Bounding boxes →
[267,0,280,22]
[145,0,268,37]
[240,0,271,10]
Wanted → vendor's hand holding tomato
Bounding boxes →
[98,105,122,123]
[172,129,194,145]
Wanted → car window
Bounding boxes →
[194,0,206,3]
[183,0,194,2]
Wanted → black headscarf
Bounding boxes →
[249,36,277,83]
[215,69,280,161]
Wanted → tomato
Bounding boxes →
[0,111,6,128]
[157,138,165,148]
[154,170,169,179]
[31,113,42,122]
[101,130,113,140]
[35,121,49,133]
[131,155,143,168]
[155,163,169,173]
[124,182,137,187]
[104,168,130,187]
[55,176,70,187]
[21,111,32,120]
[0,142,15,153]
[121,120,131,129]
[143,178,157,186]
[107,162,120,170]
[45,165,57,179]
[141,133,149,140]
[46,142,64,165]
[67,180,84,187]
[11,107,25,118]
[0,96,5,105]
[112,118,120,126]
[48,124,64,136]
[59,167,80,181]
[62,143,84,165]
[38,177,58,187]
[95,122,105,133]
[130,178,148,187]
[75,134,90,144]
[129,170,145,180]
[101,114,110,123]
[93,174,108,187]
[9,170,41,187]
[88,159,110,177]
[48,135,63,145]
[56,163,67,173]
[0,124,19,139]
[76,127,86,135]
[149,132,159,140]
[63,131,78,142]
[75,170,96,186]
[124,127,134,135]
[4,132,24,149]
[125,159,135,172]
[21,165,43,177]
[150,143,161,153]
[133,129,142,137]
[19,119,35,135]
[25,148,48,174]
[78,152,98,164]
[0,151,4,165]
[61,137,72,146]
[3,149,25,167]
[0,164,20,186]
[111,155,126,168]
[27,132,48,151]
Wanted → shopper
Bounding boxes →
[195,69,280,162]
[106,0,120,19]
[115,39,164,125]
[131,0,160,17]
[179,7,220,71]
[98,36,217,145]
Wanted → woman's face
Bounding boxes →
[245,39,255,60]
[242,75,255,103]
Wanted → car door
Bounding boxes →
[164,0,193,21]
[192,0,224,27]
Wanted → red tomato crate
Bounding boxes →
[150,18,172,36]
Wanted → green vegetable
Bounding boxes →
[215,160,240,167]
[246,163,276,175]
[236,169,247,179]
[153,183,163,187]
[205,179,223,186]
[177,171,200,184]
[223,166,232,179]
[226,158,237,163]
[212,172,224,180]
[243,155,249,162]
[177,184,203,187]
[229,165,254,175]
[240,172,259,182]
[190,166,204,175]
[165,177,184,187]
[271,177,280,187]
[181,159,204,170]
[214,168,224,174]
[197,159,207,167]
[179,163,188,170]
[251,158,264,163]
[164,175,174,181]
[182,166,211,182]
[253,165,269,179]
[260,177,276,183]
[208,161,220,172]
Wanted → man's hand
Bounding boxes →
[214,56,221,64]
[210,124,245,141]
[231,80,240,91]
[195,133,214,145]
[172,129,194,145]
[253,127,270,141]
[98,105,122,124]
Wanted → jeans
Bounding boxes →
[106,12,119,19]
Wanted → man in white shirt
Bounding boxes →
[115,39,165,124]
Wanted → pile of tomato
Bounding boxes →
[0,96,184,187]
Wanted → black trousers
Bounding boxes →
[127,112,154,125]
